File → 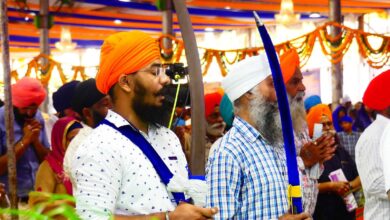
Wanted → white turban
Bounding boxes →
[222,54,272,102]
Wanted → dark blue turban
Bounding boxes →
[52,80,80,113]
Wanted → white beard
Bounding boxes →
[249,94,283,145]
[289,92,307,135]
[206,121,226,138]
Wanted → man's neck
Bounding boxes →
[344,130,353,134]
[237,109,256,130]
[112,105,149,134]
[206,134,219,143]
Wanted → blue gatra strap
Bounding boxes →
[253,12,303,214]
[100,119,186,205]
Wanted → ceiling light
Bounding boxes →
[225,6,231,10]
[114,19,122,24]
[309,13,321,18]
[29,12,36,16]
[205,27,214,32]
[55,26,77,52]
[24,16,29,21]
[118,0,131,2]
[275,0,300,25]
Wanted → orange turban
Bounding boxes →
[11,77,46,108]
[280,49,300,84]
[363,69,390,111]
[204,92,222,118]
[306,104,333,137]
[96,31,160,94]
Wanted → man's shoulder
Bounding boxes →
[215,129,247,157]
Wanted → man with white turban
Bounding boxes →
[206,54,311,219]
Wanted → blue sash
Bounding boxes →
[101,119,186,205]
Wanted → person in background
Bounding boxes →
[356,69,390,219]
[340,95,353,113]
[307,104,361,220]
[332,105,347,132]
[219,94,234,130]
[354,103,374,132]
[29,117,82,208]
[184,92,226,161]
[280,49,335,215]
[45,80,80,145]
[304,95,322,113]
[337,116,361,161]
[0,183,8,220]
[63,78,111,185]
[0,183,8,207]
[52,81,80,119]
[0,77,50,204]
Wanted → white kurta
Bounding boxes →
[356,115,390,220]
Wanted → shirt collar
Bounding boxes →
[105,110,131,128]
[104,110,157,136]
[233,116,262,143]
[376,114,390,123]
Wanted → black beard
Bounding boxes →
[91,109,107,128]
[132,83,171,127]
[13,107,34,126]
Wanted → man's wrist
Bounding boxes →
[19,138,28,148]
[348,182,353,191]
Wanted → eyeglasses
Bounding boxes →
[321,121,333,127]
[140,64,168,78]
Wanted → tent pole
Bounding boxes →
[0,0,18,218]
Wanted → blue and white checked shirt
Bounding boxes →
[206,117,289,220]
[337,131,360,161]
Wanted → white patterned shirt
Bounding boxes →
[71,110,188,219]
[63,124,93,190]
[356,115,390,220]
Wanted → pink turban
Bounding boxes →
[96,31,160,94]
[11,77,46,108]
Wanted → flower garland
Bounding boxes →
[9,27,390,86]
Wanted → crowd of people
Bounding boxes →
[0,30,389,220]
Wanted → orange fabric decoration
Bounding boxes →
[280,49,300,84]
[96,31,160,94]
[11,77,46,108]
[306,104,333,138]
[204,92,222,118]
[363,69,390,111]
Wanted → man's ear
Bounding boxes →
[244,90,255,101]
[82,107,91,120]
[117,74,132,92]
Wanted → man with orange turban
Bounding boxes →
[183,92,226,162]
[71,31,217,219]
[0,77,50,203]
[306,104,361,220]
[356,69,390,219]
[280,49,335,215]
